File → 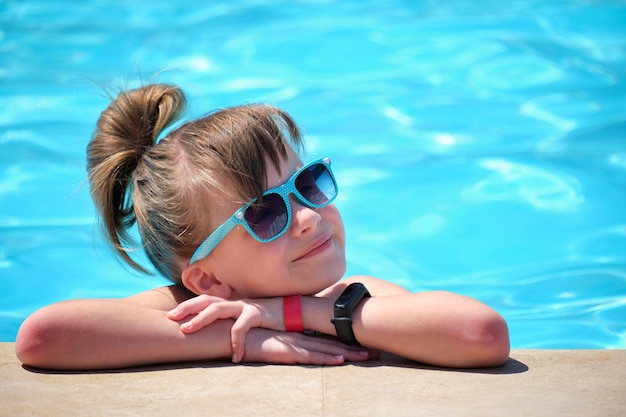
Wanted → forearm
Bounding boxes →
[15,299,233,370]
[301,291,510,368]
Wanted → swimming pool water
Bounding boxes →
[1,0,626,348]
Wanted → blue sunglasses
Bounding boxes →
[190,157,338,264]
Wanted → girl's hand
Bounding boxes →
[243,328,378,365]
[167,295,283,362]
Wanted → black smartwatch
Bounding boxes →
[331,282,371,345]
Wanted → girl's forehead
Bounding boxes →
[264,151,302,189]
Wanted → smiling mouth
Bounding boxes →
[295,236,332,261]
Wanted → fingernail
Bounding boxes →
[358,350,369,356]
[232,353,239,363]
[168,308,178,316]
[181,322,192,330]
[334,355,344,360]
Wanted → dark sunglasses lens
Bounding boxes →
[244,193,288,240]
[295,163,337,205]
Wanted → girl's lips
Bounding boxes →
[295,236,332,261]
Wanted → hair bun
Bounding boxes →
[86,84,186,268]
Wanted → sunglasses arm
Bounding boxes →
[189,213,242,264]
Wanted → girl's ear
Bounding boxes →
[181,264,232,299]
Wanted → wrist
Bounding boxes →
[283,295,304,332]
[300,296,336,335]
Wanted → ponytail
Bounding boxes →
[87,84,186,273]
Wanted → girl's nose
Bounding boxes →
[289,197,322,236]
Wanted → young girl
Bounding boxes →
[15,83,510,370]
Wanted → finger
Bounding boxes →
[298,352,346,366]
[301,338,371,362]
[230,309,259,363]
[180,303,242,333]
[288,342,356,365]
[341,349,372,362]
[167,295,216,320]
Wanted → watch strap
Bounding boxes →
[331,317,360,345]
[331,283,371,345]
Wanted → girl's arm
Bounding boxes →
[172,276,510,368]
[306,276,510,368]
[14,285,373,370]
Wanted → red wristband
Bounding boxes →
[283,295,304,333]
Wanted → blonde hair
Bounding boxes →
[87,83,303,284]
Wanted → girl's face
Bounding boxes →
[197,152,346,299]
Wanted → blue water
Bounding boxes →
[1,0,626,349]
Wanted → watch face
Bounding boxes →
[340,283,361,301]
[336,283,370,310]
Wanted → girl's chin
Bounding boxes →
[309,262,347,293]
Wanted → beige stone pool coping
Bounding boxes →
[1,343,624,416]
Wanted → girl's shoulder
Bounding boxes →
[122,285,196,310]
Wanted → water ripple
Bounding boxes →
[461,158,584,212]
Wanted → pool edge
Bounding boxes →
[1,343,624,416]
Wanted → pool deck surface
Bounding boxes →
[1,343,624,416]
